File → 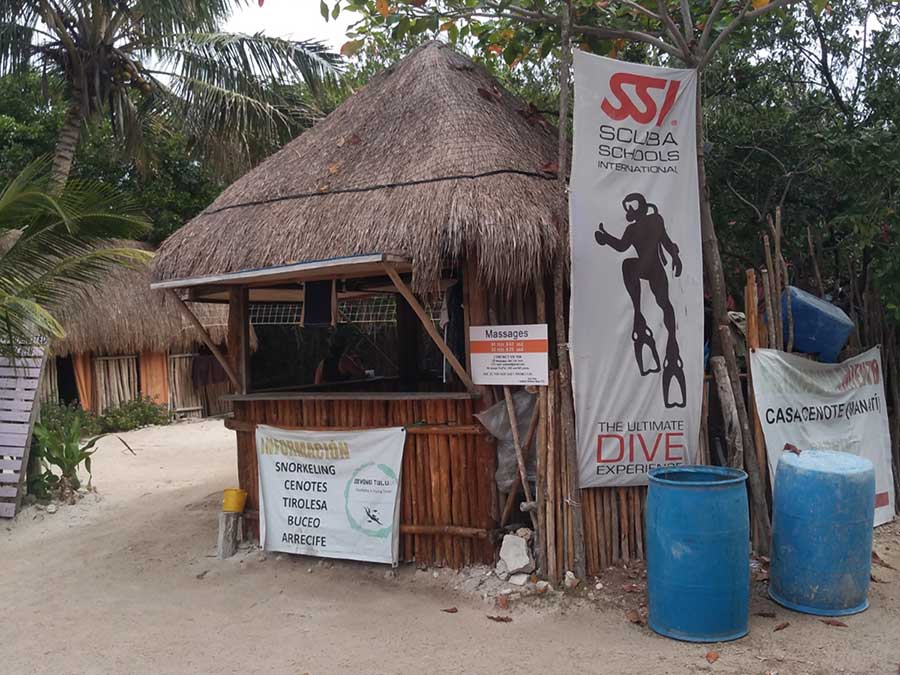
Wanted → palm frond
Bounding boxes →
[0,158,153,352]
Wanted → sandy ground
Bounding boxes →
[3,419,900,675]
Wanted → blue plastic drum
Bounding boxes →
[646,466,750,642]
[769,450,875,616]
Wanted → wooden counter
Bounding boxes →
[229,393,497,568]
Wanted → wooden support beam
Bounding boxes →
[382,264,477,393]
[223,417,486,436]
[168,290,241,391]
[228,287,250,394]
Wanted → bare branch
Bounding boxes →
[574,23,683,59]
[620,0,661,22]
[700,0,802,69]
[699,0,728,51]
[656,0,693,62]
[727,181,764,221]
[680,0,693,39]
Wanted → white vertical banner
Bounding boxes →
[257,425,406,564]
[750,347,895,527]
[570,51,704,487]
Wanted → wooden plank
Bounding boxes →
[0,367,41,378]
[0,410,34,423]
[0,377,39,389]
[0,446,25,458]
[0,458,21,470]
[224,391,480,402]
[0,502,15,518]
[168,290,241,391]
[0,471,20,483]
[0,486,17,498]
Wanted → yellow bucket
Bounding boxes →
[222,488,247,513]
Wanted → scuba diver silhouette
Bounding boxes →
[594,193,687,409]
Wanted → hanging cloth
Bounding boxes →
[139,351,170,406]
[72,352,94,412]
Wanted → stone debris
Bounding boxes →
[514,527,533,542]
[564,570,580,590]
[595,581,604,591]
[495,559,510,581]
[508,573,529,586]
[498,534,534,575]
[45,503,58,514]
[535,580,552,594]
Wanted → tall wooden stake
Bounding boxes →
[553,0,586,579]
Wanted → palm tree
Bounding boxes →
[0,1,340,189]
[0,157,151,352]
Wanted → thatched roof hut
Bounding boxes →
[152,41,560,291]
[51,242,229,357]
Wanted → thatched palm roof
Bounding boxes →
[51,243,231,357]
[152,41,560,291]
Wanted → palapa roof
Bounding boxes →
[51,242,232,357]
[152,41,561,291]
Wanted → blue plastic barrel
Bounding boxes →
[769,450,875,616]
[646,466,750,642]
[782,286,853,362]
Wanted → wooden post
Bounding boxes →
[745,270,768,493]
[169,291,241,391]
[217,511,242,559]
[228,287,250,394]
[710,357,742,468]
[719,326,771,553]
[383,264,477,394]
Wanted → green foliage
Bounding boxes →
[97,397,170,433]
[0,158,152,352]
[38,400,101,437]
[0,69,223,244]
[31,417,102,496]
[0,0,343,183]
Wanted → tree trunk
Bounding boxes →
[49,102,82,193]
[554,0,586,580]
[695,89,729,356]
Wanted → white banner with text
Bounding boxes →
[257,425,406,563]
[570,51,704,487]
[750,347,895,526]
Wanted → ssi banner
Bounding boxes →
[570,50,704,487]
[256,425,406,564]
[750,347,895,527]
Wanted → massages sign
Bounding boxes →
[570,51,703,487]
[257,425,406,564]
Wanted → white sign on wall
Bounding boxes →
[750,347,895,527]
[569,51,704,487]
[469,324,549,386]
[256,425,406,564]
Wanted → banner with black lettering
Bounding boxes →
[570,50,703,487]
[750,347,895,526]
[256,425,406,563]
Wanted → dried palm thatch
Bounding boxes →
[50,242,235,357]
[152,41,560,292]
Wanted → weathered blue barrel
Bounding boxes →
[646,466,750,642]
[769,450,875,616]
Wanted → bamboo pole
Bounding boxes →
[807,225,825,298]
[760,268,777,349]
[536,277,549,576]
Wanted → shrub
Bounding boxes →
[98,396,170,432]
[31,418,101,500]
[38,400,101,437]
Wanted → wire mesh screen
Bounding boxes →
[249,296,443,327]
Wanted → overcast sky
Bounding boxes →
[226,0,358,50]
